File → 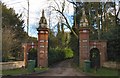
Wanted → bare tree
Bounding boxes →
[48,0,78,38]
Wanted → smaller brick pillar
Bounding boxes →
[23,43,28,67]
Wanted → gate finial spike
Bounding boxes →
[42,9,44,17]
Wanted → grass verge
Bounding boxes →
[79,67,118,76]
[88,67,118,76]
[71,63,118,76]
[1,67,48,76]
[2,68,30,76]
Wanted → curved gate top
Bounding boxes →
[22,42,37,67]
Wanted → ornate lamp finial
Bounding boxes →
[82,8,85,15]
[37,9,47,30]
[80,8,88,27]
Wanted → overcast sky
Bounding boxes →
[1,0,74,38]
[1,0,120,38]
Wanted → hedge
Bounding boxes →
[48,48,73,65]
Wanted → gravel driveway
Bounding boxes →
[35,59,87,76]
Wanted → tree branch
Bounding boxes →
[53,0,60,11]
[55,9,78,38]
[67,0,77,7]
[49,0,78,38]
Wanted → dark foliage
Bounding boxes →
[48,48,73,65]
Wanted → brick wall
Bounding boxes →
[103,62,117,69]
[0,61,24,70]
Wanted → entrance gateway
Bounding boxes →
[22,9,107,68]
[79,9,107,68]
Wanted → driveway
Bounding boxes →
[34,59,87,76]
